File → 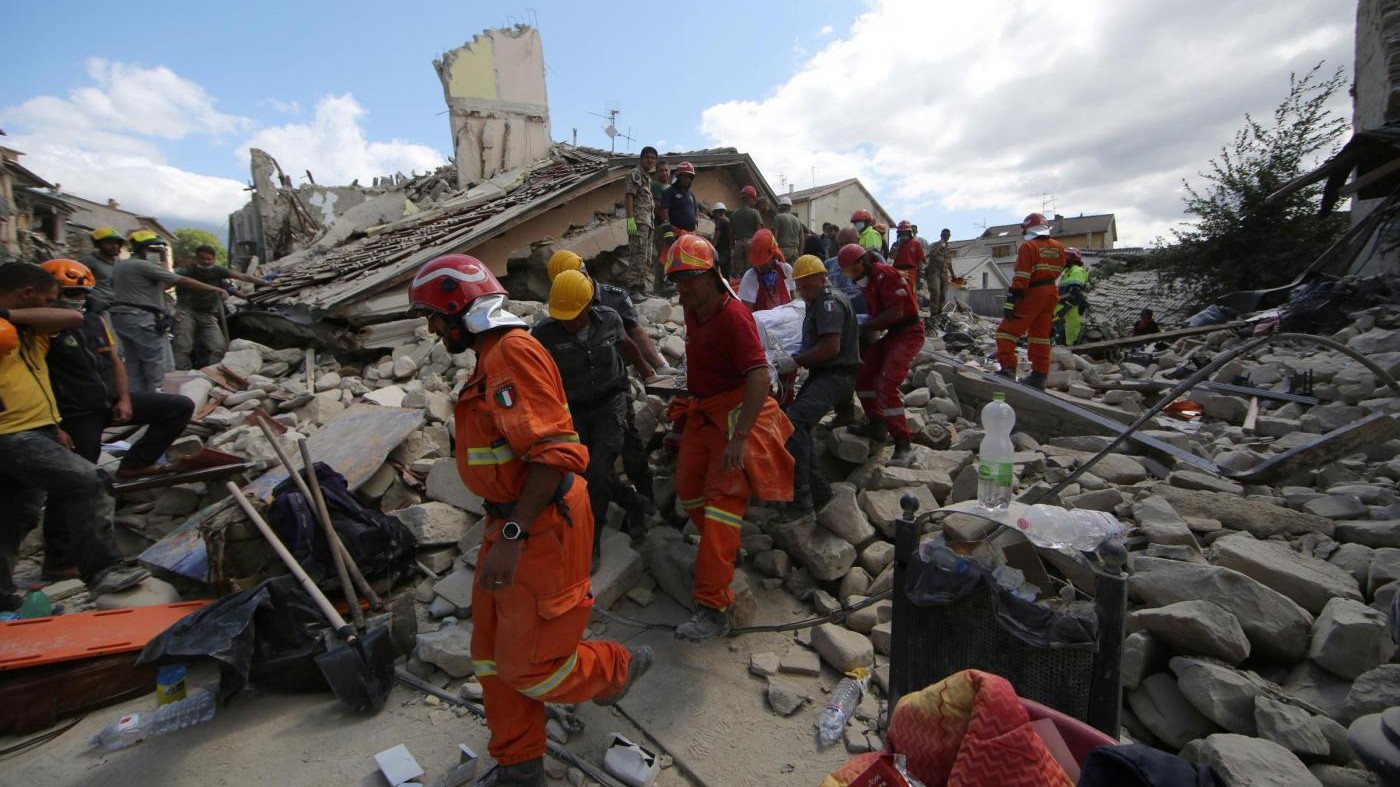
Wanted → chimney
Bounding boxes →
[108,198,119,209]
[1053,214,1063,221]
[435,26,552,187]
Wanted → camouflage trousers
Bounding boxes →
[621,225,656,296]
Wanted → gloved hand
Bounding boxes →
[653,364,680,377]
[1003,289,1022,318]
[626,217,638,236]
[773,354,798,375]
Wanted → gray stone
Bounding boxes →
[219,348,263,378]
[1308,598,1396,680]
[1283,660,1355,722]
[1127,673,1221,749]
[392,355,419,378]
[797,527,857,581]
[313,371,342,392]
[416,622,473,678]
[778,648,821,677]
[1132,557,1314,663]
[1345,664,1400,722]
[1348,328,1400,355]
[858,486,939,537]
[749,652,780,677]
[817,483,876,545]
[846,599,891,635]
[1335,520,1400,549]
[1122,631,1166,691]
[1211,533,1362,615]
[1181,734,1322,787]
[1305,495,1370,521]
[1171,656,1271,734]
[1254,695,1329,756]
[432,566,475,614]
[811,623,874,672]
[395,502,474,546]
[838,567,872,600]
[1328,543,1376,587]
[1130,600,1250,664]
[1063,488,1125,512]
[1155,485,1335,538]
[1368,547,1400,597]
[92,577,181,610]
[829,428,872,464]
[1202,394,1251,424]
[1306,765,1377,787]
[424,458,486,515]
[754,549,791,578]
[766,678,808,716]
[364,385,406,407]
[859,541,895,575]
[591,529,644,610]
[811,590,841,615]
[871,622,892,655]
[1169,470,1246,496]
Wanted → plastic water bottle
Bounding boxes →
[977,393,1016,511]
[1015,504,1125,552]
[818,670,870,746]
[90,686,216,750]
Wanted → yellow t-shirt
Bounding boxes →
[0,330,60,435]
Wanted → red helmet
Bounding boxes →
[665,233,717,278]
[674,161,696,177]
[896,220,912,233]
[1065,247,1082,263]
[837,243,868,269]
[0,318,16,357]
[740,185,758,199]
[41,258,95,289]
[1021,212,1048,230]
[851,209,874,224]
[409,254,506,315]
[748,229,782,267]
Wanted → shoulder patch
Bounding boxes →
[493,383,517,409]
[824,300,835,312]
[1039,247,1062,258]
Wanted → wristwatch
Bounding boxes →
[501,521,529,541]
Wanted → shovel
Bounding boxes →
[228,482,394,714]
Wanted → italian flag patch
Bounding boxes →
[493,384,516,409]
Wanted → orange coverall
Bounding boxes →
[454,328,630,766]
[995,237,1066,375]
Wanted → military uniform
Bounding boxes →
[926,240,953,314]
[622,165,655,295]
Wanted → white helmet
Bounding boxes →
[712,202,727,212]
[777,195,793,207]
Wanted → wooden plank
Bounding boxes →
[242,403,424,501]
[1229,412,1400,485]
[1069,321,1251,354]
[1243,396,1260,433]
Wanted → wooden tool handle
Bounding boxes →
[300,437,363,629]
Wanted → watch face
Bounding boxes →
[503,522,522,540]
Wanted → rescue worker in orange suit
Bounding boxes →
[995,212,1066,391]
[838,243,924,468]
[890,220,926,300]
[664,234,795,642]
[410,254,650,787]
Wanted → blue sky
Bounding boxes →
[2,1,1357,247]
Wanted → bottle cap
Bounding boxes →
[993,392,1006,401]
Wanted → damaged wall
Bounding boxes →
[1351,0,1400,275]
[435,26,552,188]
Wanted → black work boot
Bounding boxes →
[846,419,889,443]
[1020,371,1047,391]
[478,758,545,787]
[888,438,915,468]
[994,366,1016,380]
[624,487,650,544]
[595,645,654,706]
[675,605,730,642]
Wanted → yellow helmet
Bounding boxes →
[792,254,827,280]
[128,229,164,250]
[547,250,584,282]
[91,227,126,245]
[547,269,595,321]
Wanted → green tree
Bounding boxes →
[1153,64,1349,300]
[172,228,229,266]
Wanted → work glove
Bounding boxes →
[1003,289,1022,318]
[773,354,798,375]
[626,217,638,236]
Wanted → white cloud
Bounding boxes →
[258,98,303,116]
[819,24,834,36]
[238,94,446,185]
[700,0,1354,245]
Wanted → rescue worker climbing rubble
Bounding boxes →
[995,212,1067,390]
[838,243,924,468]
[664,233,795,642]
[1054,248,1090,346]
[891,220,926,300]
[409,254,650,787]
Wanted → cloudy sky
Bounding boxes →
[2,1,1356,246]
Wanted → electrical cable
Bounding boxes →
[592,588,895,635]
[0,714,85,761]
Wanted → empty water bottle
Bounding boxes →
[977,393,1016,511]
[1015,504,1125,552]
[90,686,216,751]
[818,669,870,746]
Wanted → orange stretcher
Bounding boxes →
[0,601,210,671]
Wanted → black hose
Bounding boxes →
[592,589,895,635]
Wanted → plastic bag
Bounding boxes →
[906,535,986,605]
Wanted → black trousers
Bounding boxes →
[573,392,628,549]
[784,369,857,508]
[620,393,653,499]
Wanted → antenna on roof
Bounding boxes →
[590,104,630,153]
[1041,192,1058,216]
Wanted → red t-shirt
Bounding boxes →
[684,294,768,399]
[862,262,919,320]
[893,239,925,271]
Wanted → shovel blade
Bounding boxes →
[314,625,395,714]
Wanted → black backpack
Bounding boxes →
[268,462,416,583]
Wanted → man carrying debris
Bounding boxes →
[838,243,924,467]
[926,228,953,317]
[774,255,860,517]
[773,195,803,262]
[1054,248,1090,346]
[664,234,794,641]
[39,259,195,580]
[622,146,658,296]
[410,254,649,786]
[172,245,263,369]
[995,213,1066,390]
[729,186,764,273]
[110,231,229,393]
[0,262,150,613]
[80,226,126,306]
[534,270,651,557]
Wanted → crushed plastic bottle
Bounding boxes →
[18,588,52,619]
[818,668,871,746]
[976,393,1016,511]
[90,686,216,751]
[1016,504,1125,553]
